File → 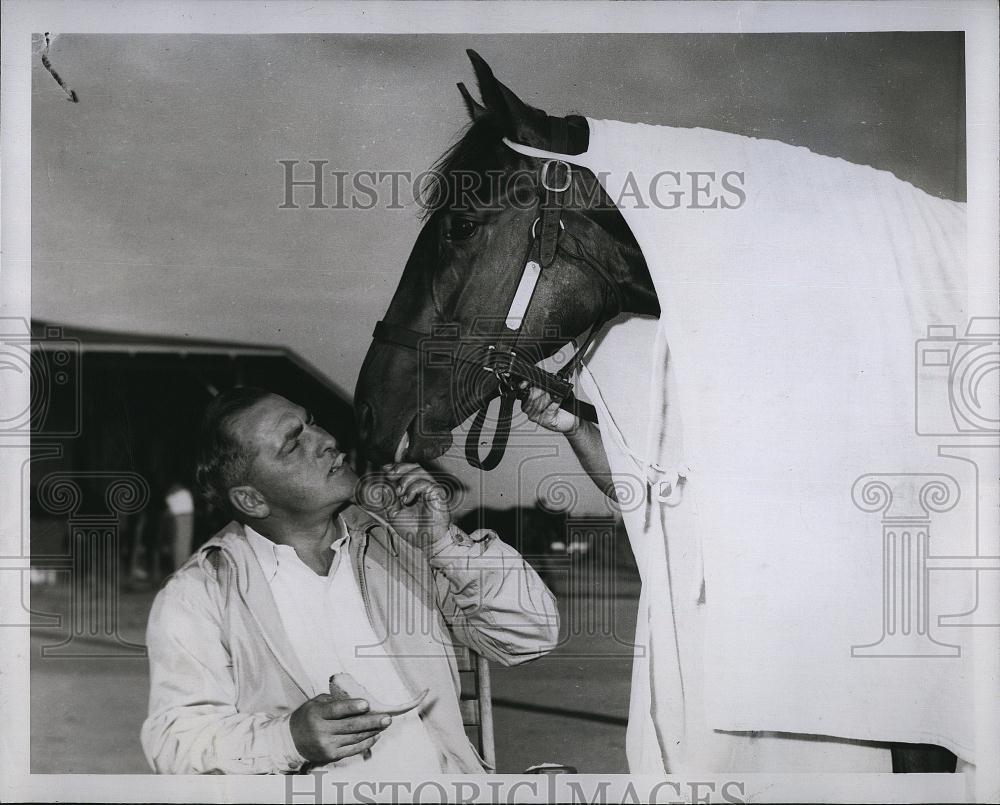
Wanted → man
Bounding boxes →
[141,387,558,775]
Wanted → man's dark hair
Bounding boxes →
[195,386,273,518]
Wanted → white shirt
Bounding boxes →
[245,520,442,775]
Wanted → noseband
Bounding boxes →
[371,120,623,470]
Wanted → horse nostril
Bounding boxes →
[357,402,375,443]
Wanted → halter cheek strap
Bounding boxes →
[464,122,569,469]
[465,119,606,470]
[537,116,570,267]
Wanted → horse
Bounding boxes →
[354,49,658,470]
[354,50,962,775]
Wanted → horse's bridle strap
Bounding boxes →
[371,320,424,350]
[465,391,517,471]
[371,319,581,403]
[537,116,569,268]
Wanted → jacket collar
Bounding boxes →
[339,503,399,556]
[196,521,314,697]
[197,506,378,576]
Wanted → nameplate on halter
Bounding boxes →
[505,261,542,330]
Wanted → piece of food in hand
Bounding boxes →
[328,672,429,716]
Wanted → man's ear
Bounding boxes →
[229,485,270,521]
[465,49,549,148]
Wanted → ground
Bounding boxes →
[28,569,639,774]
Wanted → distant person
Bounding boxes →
[163,482,195,571]
[125,494,164,589]
[141,387,558,774]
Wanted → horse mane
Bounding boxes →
[419,115,508,220]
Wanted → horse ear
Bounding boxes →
[456,82,488,122]
[465,49,548,147]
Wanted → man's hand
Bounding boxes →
[519,382,617,501]
[379,463,451,549]
[289,694,391,764]
[519,382,579,434]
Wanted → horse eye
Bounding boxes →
[445,217,478,241]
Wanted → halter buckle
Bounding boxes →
[540,159,572,193]
[483,346,518,386]
[530,217,565,241]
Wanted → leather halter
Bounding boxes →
[371,120,623,470]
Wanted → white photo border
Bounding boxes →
[2,1,997,802]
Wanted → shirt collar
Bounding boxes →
[244,518,349,581]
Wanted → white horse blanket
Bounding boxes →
[508,119,998,774]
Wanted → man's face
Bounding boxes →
[232,394,358,517]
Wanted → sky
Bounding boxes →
[31,32,965,513]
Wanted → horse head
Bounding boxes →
[355,50,658,466]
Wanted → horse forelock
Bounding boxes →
[418,115,513,220]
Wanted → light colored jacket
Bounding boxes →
[141,505,559,774]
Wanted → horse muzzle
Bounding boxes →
[354,355,460,464]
